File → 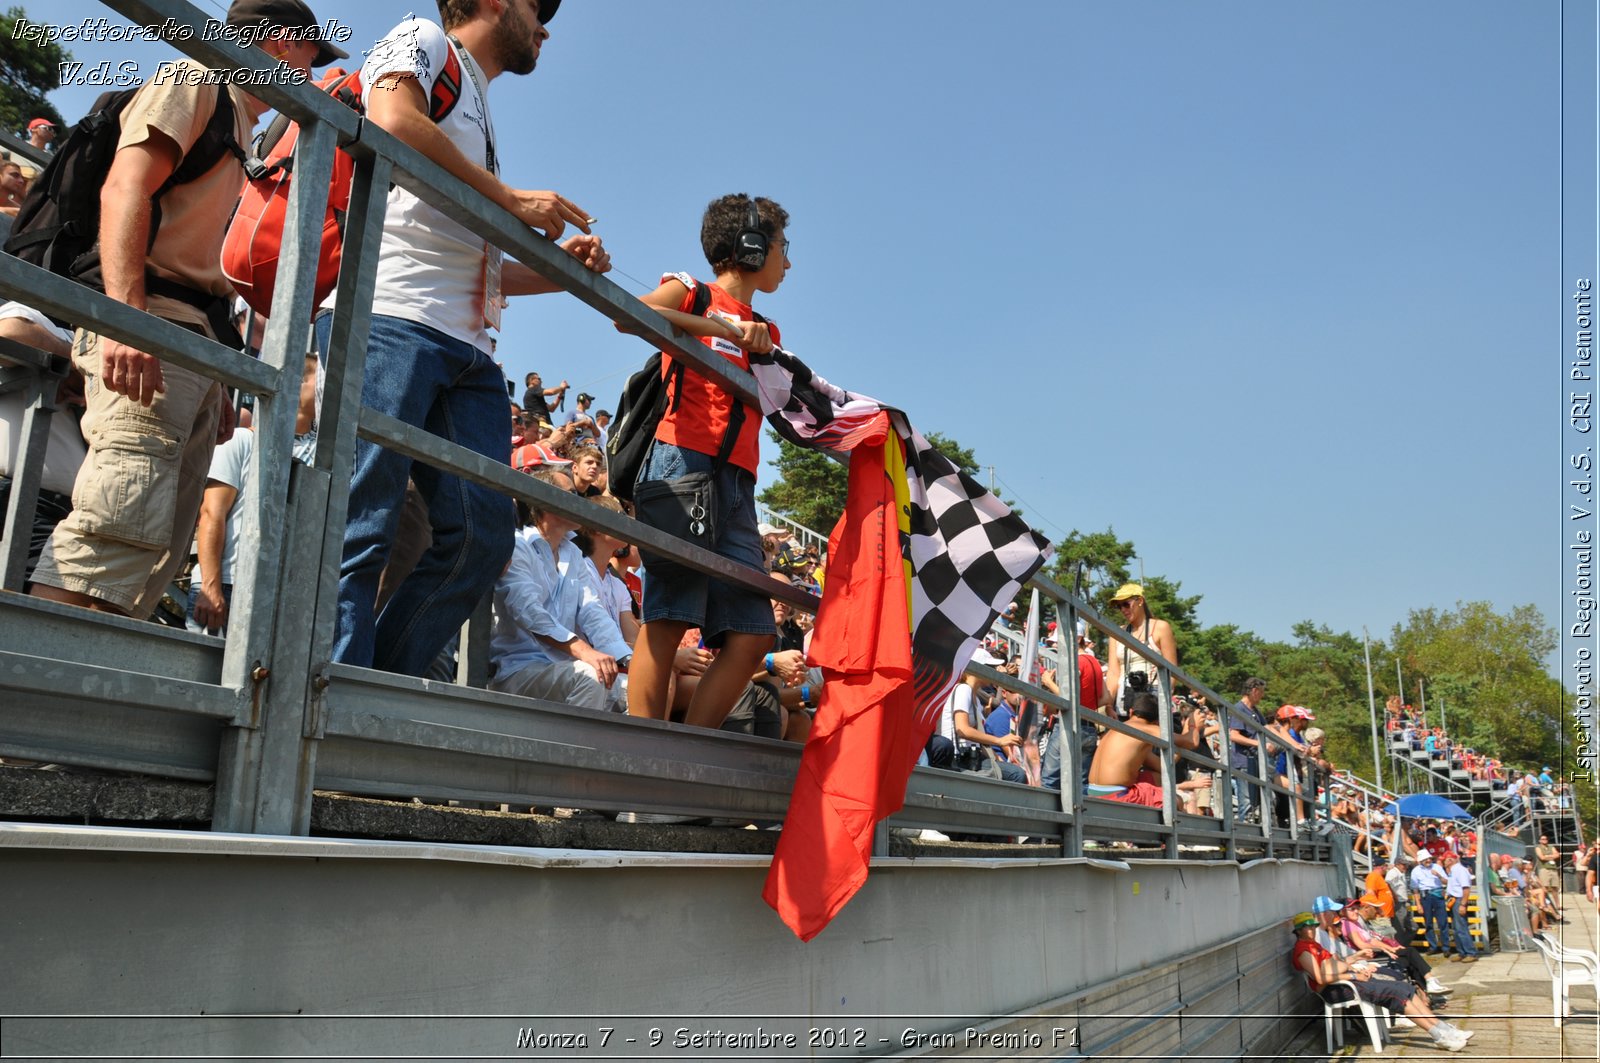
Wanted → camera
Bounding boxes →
[1124,671,1150,694]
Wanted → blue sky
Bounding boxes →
[27,1,1572,669]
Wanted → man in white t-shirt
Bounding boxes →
[188,419,255,635]
[327,0,611,675]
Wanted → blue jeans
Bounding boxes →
[1232,773,1261,819]
[1418,891,1448,952]
[996,757,1027,783]
[186,582,234,636]
[321,313,514,675]
[1448,897,1478,957]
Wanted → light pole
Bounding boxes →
[1363,628,1384,795]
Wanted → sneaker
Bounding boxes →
[1393,1015,1415,1028]
[1430,1027,1468,1052]
[918,829,952,842]
[1459,955,1476,963]
[1426,978,1451,994]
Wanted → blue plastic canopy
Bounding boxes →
[1384,793,1475,820]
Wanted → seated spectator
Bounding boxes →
[572,493,638,646]
[187,409,254,635]
[666,623,808,742]
[0,303,81,576]
[487,466,631,712]
[936,652,1025,782]
[1290,912,1472,1051]
[0,160,25,233]
[1085,690,1203,807]
[569,443,605,497]
[1520,857,1560,928]
[1339,895,1449,996]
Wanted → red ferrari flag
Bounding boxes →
[748,351,1050,941]
[763,414,918,941]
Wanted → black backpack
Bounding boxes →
[4,83,243,331]
[609,281,751,503]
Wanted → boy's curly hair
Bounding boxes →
[701,194,789,275]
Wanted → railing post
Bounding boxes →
[1154,666,1179,859]
[1059,601,1085,859]
[214,137,390,834]
[211,118,338,834]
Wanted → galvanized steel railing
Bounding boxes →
[0,0,1329,862]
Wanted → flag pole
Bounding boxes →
[1364,628,1384,796]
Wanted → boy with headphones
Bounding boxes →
[625,194,794,729]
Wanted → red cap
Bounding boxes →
[512,442,571,471]
[27,118,54,130]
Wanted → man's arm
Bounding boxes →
[502,240,610,296]
[97,130,182,404]
[190,480,237,630]
[364,73,590,240]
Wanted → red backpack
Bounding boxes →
[221,52,463,318]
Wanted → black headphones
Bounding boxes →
[732,199,768,271]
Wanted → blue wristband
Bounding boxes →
[800,683,811,705]
[765,653,776,675]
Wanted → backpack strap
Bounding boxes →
[165,85,244,193]
[429,45,464,122]
[665,281,714,416]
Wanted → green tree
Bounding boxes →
[0,7,70,138]
[758,432,847,535]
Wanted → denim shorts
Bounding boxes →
[638,440,775,646]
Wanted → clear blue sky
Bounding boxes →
[30,1,1568,667]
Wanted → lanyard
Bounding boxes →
[447,34,497,174]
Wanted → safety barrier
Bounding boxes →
[0,0,1330,862]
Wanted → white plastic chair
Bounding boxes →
[1541,933,1600,971]
[1313,978,1388,1054]
[1529,933,1599,1026]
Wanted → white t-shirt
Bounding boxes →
[940,684,974,743]
[0,305,83,495]
[193,427,254,585]
[588,558,633,626]
[363,18,499,353]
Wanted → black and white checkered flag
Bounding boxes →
[749,349,1052,727]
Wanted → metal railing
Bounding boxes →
[0,0,1331,863]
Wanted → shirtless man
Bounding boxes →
[1085,690,1202,806]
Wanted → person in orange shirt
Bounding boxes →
[625,194,792,729]
[1365,859,1397,921]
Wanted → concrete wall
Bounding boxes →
[1,825,1338,1059]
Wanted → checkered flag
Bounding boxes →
[749,349,1053,726]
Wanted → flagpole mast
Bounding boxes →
[1364,628,1384,796]
[1419,680,1427,733]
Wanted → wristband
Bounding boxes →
[800,683,811,706]
[765,653,776,675]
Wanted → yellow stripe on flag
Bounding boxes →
[884,431,913,627]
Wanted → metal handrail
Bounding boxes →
[0,0,1332,862]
